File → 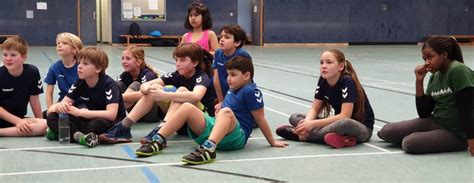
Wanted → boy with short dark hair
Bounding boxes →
[213,24,252,103]
[135,56,287,165]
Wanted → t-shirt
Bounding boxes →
[161,70,216,115]
[222,82,264,141]
[0,64,43,118]
[117,68,158,87]
[44,60,78,101]
[66,74,126,122]
[314,75,375,129]
[211,48,252,97]
[426,61,474,138]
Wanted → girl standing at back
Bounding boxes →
[116,46,160,122]
[276,49,375,148]
[378,36,474,155]
[181,2,218,54]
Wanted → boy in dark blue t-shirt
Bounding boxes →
[46,47,126,148]
[135,56,287,164]
[212,24,252,104]
[0,37,47,136]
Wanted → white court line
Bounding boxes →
[0,151,403,177]
[363,143,390,152]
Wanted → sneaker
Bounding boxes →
[99,122,132,144]
[182,145,216,165]
[139,123,162,144]
[324,132,356,148]
[135,136,167,157]
[45,128,58,140]
[276,125,299,141]
[79,132,99,148]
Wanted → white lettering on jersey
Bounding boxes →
[431,87,453,97]
[68,84,76,93]
[106,89,113,100]
[2,88,13,92]
[58,74,65,78]
[342,87,348,99]
[217,62,224,66]
[80,96,90,101]
[255,90,262,103]
[196,76,202,83]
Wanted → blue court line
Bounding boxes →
[121,145,160,183]
[42,51,54,64]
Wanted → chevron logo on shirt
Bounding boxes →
[141,75,147,83]
[164,73,172,78]
[196,76,202,83]
[117,76,122,81]
[106,89,113,100]
[255,91,262,103]
[315,86,320,94]
[37,80,43,89]
[342,87,348,98]
[68,84,76,93]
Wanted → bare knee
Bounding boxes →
[217,108,234,119]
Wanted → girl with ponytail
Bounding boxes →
[276,49,375,148]
[115,46,160,122]
[378,36,474,155]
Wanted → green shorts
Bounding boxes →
[188,113,246,151]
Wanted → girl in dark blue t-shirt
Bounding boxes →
[116,46,159,122]
[276,49,375,148]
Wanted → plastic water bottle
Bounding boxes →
[58,113,70,144]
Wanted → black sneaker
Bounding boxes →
[182,145,216,165]
[79,132,99,148]
[99,122,132,144]
[135,135,167,157]
[276,125,300,141]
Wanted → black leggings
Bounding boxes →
[47,112,113,142]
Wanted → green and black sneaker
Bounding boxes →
[78,132,99,148]
[45,128,58,140]
[181,145,216,165]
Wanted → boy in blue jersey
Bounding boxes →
[212,24,252,104]
[43,32,83,117]
[0,37,47,136]
[135,56,287,164]
[46,47,127,148]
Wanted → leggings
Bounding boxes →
[47,112,113,142]
[378,117,467,154]
[117,81,163,122]
[289,113,372,143]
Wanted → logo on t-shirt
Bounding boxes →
[1,88,13,92]
[80,96,90,101]
[58,74,65,78]
[315,86,320,94]
[164,73,172,78]
[196,76,202,83]
[255,90,262,103]
[431,87,453,97]
[105,89,113,100]
[342,87,348,99]
[37,80,43,89]
[117,76,122,81]
[141,75,147,83]
[68,84,76,93]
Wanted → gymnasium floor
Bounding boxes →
[1,44,473,182]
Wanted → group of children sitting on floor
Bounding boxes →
[1,3,473,165]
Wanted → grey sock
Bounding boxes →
[121,117,134,128]
[73,132,84,142]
